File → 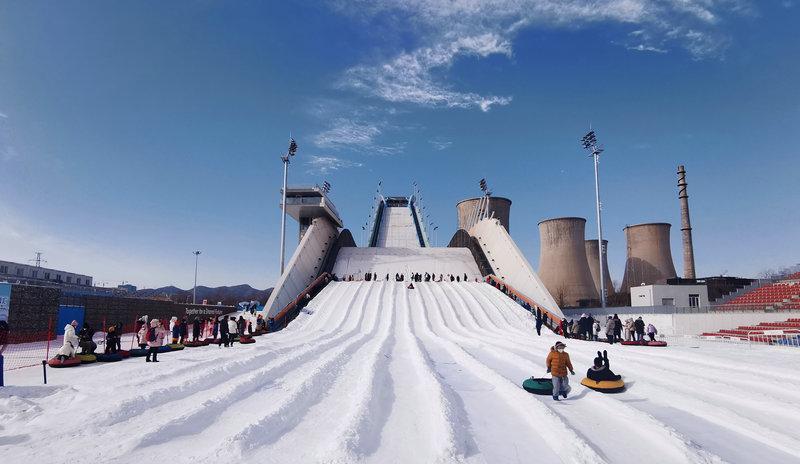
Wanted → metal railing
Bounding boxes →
[665,331,800,349]
[271,273,332,331]
[484,275,561,333]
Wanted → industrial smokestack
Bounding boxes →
[538,217,599,307]
[456,197,512,231]
[585,239,613,298]
[677,165,696,279]
[620,223,677,292]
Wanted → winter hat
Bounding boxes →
[554,341,566,349]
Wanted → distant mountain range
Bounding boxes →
[133,284,272,306]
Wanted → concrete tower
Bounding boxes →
[457,197,511,232]
[620,223,677,291]
[677,165,696,279]
[538,217,599,307]
[585,239,613,298]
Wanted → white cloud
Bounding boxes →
[0,113,19,161]
[314,118,382,149]
[333,0,751,109]
[306,155,364,174]
[429,139,453,150]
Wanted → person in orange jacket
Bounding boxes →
[546,341,575,401]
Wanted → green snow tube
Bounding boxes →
[522,377,554,395]
[167,343,185,350]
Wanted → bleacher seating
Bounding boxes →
[722,273,800,309]
[702,318,800,340]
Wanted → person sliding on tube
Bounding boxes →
[586,350,621,382]
[546,341,575,401]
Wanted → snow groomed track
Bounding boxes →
[3,282,800,463]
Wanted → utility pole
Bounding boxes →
[581,130,607,308]
[193,250,201,304]
[279,137,298,275]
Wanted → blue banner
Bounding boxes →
[0,282,10,322]
[56,305,85,335]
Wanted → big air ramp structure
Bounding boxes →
[265,187,563,328]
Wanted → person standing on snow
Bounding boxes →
[593,319,601,341]
[179,318,189,344]
[192,317,201,341]
[56,320,80,361]
[227,316,239,345]
[646,323,658,341]
[145,319,165,362]
[171,319,181,344]
[605,316,617,344]
[535,309,543,336]
[136,319,148,349]
[218,316,229,347]
[546,341,575,401]
[613,314,622,342]
[634,316,646,341]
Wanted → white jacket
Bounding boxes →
[57,324,79,357]
[227,319,238,335]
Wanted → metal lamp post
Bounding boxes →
[192,250,201,304]
[279,138,298,275]
[581,130,606,308]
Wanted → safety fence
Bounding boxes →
[271,273,332,331]
[662,332,800,349]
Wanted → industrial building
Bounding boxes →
[630,284,710,308]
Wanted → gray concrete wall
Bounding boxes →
[457,197,511,232]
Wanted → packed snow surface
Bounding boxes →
[3,282,800,463]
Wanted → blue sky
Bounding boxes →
[1,0,798,289]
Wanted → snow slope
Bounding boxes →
[3,282,800,463]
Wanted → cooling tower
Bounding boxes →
[457,197,511,232]
[538,217,599,307]
[620,223,677,291]
[585,239,613,298]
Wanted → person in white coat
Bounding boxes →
[227,316,239,345]
[56,320,80,360]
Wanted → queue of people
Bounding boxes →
[559,314,657,344]
[333,272,479,283]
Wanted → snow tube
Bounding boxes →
[239,336,255,344]
[48,357,81,368]
[96,353,123,362]
[118,350,131,359]
[167,343,185,350]
[621,340,644,346]
[201,339,211,346]
[208,338,221,344]
[251,330,265,337]
[646,341,667,347]
[129,349,148,357]
[522,377,553,395]
[78,354,97,364]
[183,340,204,347]
[581,378,625,393]
[157,345,172,353]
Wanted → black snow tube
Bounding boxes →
[129,349,149,357]
[96,353,123,362]
[522,377,554,395]
[48,357,81,368]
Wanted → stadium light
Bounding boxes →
[192,250,202,304]
[581,129,607,308]
[279,137,298,275]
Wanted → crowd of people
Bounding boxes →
[559,314,658,344]
[334,272,479,283]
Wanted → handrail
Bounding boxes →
[271,272,332,331]
[484,275,561,333]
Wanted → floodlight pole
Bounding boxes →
[193,250,201,304]
[582,130,606,308]
[279,138,297,275]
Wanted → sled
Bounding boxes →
[239,336,256,344]
[118,350,131,358]
[621,340,644,346]
[167,343,185,350]
[77,354,97,364]
[183,340,204,347]
[96,353,123,362]
[522,377,553,395]
[201,339,211,345]
[646,341,667,347]
[580,377,625,393]
[48,357,81,368]
[129,349,148,357]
